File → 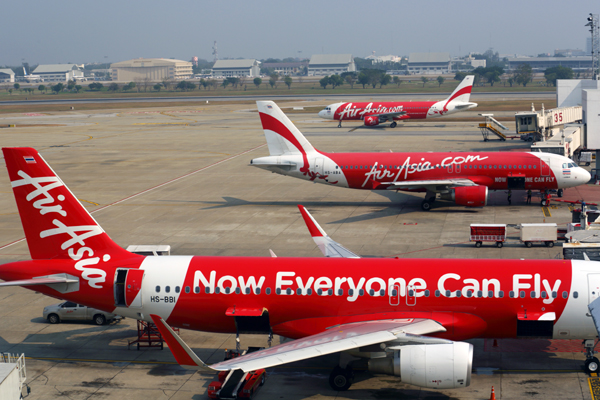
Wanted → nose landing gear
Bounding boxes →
[584,339,600,374]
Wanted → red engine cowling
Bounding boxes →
[453,185,488,207]
[364,116,380,126]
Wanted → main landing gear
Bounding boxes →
[421,192,436,211]
[584,340,600,374]
[329,366,354,391]
[390,122,397,128]
[558,189,564,198]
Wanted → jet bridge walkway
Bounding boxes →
[479,114,518,141]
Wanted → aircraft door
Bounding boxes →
[114,268,144,308]
[540,157,551,176]
[389,284,400,306]
[406,285,416,306]
[314,158,324,176]
[588,274,600,303]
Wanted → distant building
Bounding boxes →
[0,69,15,83]
[32,64,84,82]
[211,59,260,78]
[261,62,308,76]
[308,54,356,76]
[554,49,587,57]
[506,56,593,72]
[110,58,193,81]
[365,54,401,64]
[407,53,451,75]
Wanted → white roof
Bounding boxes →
[0,68,15,76]
[309,54,353,65]
[408,53,450,63]
[521,223,557,227]
[213,59,257,69]
[470,224,506,227]
[33,64,79,73]
[111,58,191,68]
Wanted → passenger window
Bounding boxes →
[165,286,170,293]
[286,288,293,295]
[379,289,385,296]
[276,288,281,295]
[175,286,180,293]
[408,289,414,296]
[155,286,160,293]
[488,290,494,298]
[266,288,271,295]
[455,290,461,297]
[204,287,209,294]
[562,291,568,299]
[499,291,504,298]
[369,289,375,296]
[435,290,440,297]
[348,289,354,296]
[466,291,472,298]
[541,291,547,298]
[235,287,240,294]
[574,291,579,299]
[477,290,483,298]
[520,291,525,298]
[530,291,536,298]
[445,290,451,297]
[255,288,261,294]
[424,290,430,297]
[509,291,515,298]
[215,287,221,294]
[297,288,302,295]
[317,289,323,295]
[185,286,190,293]
[391,289,397,296]
[225,287,231,294]
[552,291,557,298]
[327,289,333,296]
[359,289,365,296]
[245,288,251,294]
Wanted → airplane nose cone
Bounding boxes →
[318,110,325,118]
[582,168,592,183]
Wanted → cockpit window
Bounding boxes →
[563,162,577,168]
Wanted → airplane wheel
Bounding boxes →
[390,122,397,128]
[329,366,353,391]
[48,314,60,324]
[541,200,545,207]
[558,189,563,198]
[421,200,432,211]
[586,357,600,374]
[475,241,482,248]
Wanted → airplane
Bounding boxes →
[251,101,591,211]
[318,75,477,128]
[18,67,42,83]
[3,146,600,395]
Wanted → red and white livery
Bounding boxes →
[3,147,600,393]
[318,75,477,128]
[253,101,591,210]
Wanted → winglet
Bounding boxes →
[150,314,218,372]
[297,205,360,258]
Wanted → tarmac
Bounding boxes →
[0,98,598,399]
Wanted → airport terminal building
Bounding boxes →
[407,53,451,75]
[32,64,84,82]
[308,54,356,76]
[110,58,193,81]
[211,60,260,77]
[0,69,15,83]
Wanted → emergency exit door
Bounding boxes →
[114,268,145,308]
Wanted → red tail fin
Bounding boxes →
[3,147,132,262]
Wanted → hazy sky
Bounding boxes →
[2,0,598,66]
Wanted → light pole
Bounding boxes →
[586,13,599,80]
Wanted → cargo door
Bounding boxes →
[507,174,526,189]
[540,157,551,176]
[313,157,324,176]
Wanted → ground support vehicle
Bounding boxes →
[470,224,506,248]
[208,348,266,399]
[43,301,119,325]
[520,223,557,248]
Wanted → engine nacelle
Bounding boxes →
[368,342,473,389]
[449,185,488,207]
[364,116,380,126]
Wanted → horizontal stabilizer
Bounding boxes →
[298,205,360,258]
[0,276,78,287]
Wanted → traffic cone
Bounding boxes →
[490,386,497,400]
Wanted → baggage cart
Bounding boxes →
[470,224,507,248]
[520,223,557,248]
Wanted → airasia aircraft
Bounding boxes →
[252,101,591,210]
[318,75,477,128]
[3,146,600,393]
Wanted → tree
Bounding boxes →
[253,77,262,88]
[201,79,210,90]
[357,72,369,88]
[108,83,119,92]
[225,77,239,88]
[127,82,136,91]
[421,77,428,87]
[393,76,401,88]
[329,74,344,88]
[454,72,468,81]
[67,80,76,91]
[75,85,82,93]
[221,79,230,89]
[269,73,279,88]
[88,82,104,91]
[515,64,533,87]
[378,74,391,88]
[544,66,573,86]
[13,83,20,90]
[51,83,64,94]
[154,84,162,92]
[344,73,357,88]
[436,76,445,87]
[38,84,46,93]
[284,75,292,89]
[507,77,514,87]
[319,76,329,89]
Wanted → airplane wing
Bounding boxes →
[375,178,477,192]
[150,315,447,372]
[298,205,360,259]
[367,111,407,121]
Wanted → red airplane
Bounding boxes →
[318,75,477,128]
[2,146,600,394]
[252,101,591,210]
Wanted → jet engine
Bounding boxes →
[364,116,380,126]
[440,185,488,207]
[368,342,473,389]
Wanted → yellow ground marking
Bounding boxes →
[78,199,99,206]
[542,206,552,217]
[589,377,600,399]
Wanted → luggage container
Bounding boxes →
[520,223,557,247]
[470,224,506,248]
[563,242,600,261]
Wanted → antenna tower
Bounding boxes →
[212,41,218,63]
[586,13,599,80]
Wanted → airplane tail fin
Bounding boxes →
[3,147,134,261]
[444,75,474,104]
[256,101,316,156]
